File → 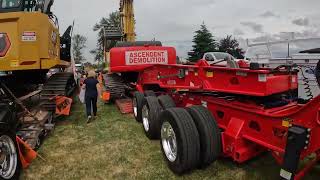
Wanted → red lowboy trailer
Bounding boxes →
[111,47,320,180]
[107,46,320,180]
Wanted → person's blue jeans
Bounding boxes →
[85,96,97,117]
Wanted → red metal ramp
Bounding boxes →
[115,99,133,114]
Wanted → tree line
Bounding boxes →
[189,23,244,61]
[72,11,244,64]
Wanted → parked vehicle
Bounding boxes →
[203,52,236,66]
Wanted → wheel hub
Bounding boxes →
[142,105,150,132]
[0,135,17,179]
[161,122,177,162]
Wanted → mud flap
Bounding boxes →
[280,126,308,180]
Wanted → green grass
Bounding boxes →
[21,99,319,180]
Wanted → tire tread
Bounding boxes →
[161,108,200,174]
[158,95,176,109]
[187,106,222,167]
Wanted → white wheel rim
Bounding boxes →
[161,122,177,162]
[0,135,17,179]
[142,105,150,132]
[133,98,138,117]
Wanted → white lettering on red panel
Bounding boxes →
[125,50,168,65]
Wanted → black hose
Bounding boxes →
[316,60,320,88]
[298,65,318,101]
[300,67,313,100]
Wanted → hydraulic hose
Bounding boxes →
[316,60,320,88]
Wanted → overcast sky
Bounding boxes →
[52,0,320,61]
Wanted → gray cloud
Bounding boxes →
[260,11,279,18]
[233,28,245,36]
[240,22,264,33]
[52,0,320,61]
[163,40,193,58]
[251,35,278,43]
[246,30,320,47]
[295,30,320,38]
[188,0,216,6]
[292,17,310,26]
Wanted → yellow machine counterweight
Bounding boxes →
[0,0,72,73]
[0,0,75,110]
[0,12,69,71]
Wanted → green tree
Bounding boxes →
[72,34,87,63]
[91,11,121,62]
[219,35,244,59]
[189,23,218,61]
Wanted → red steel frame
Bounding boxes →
[134,60,320,180]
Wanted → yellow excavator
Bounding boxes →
[0,0,75,179]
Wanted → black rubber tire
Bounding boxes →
[187,106,222,168]
[160,108,200,174]
[141,96,162,139]
[158,95,176,109]
[133,91,145,123]
[144,90,156,97]
[0,132,21,180]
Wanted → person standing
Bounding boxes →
[82,70,101,123]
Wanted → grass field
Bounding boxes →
[22,99,319,180]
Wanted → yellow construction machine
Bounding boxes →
[0,1,75,179]
[0,0,72,74]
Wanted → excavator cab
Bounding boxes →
[0,0,54,14]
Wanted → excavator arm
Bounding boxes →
[120,0,135,42]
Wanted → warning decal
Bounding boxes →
[125,50,168,65]
[22,31,37,42]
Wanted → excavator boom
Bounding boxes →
[120,0,135,42]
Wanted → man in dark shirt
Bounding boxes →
[82,70,101,123]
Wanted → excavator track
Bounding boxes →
[104,74,126,100]
[40,72,76,111]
